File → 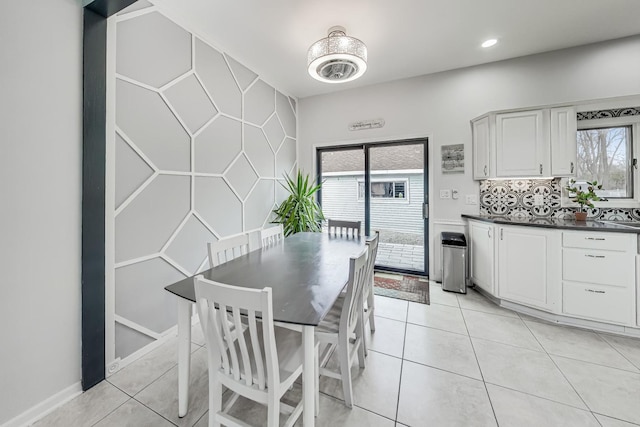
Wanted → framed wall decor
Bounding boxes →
[441,144,464,173]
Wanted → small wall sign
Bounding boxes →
[348,119,385,131]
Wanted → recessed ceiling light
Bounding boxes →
[481,39,498,48]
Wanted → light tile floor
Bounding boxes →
[34,283,640,426]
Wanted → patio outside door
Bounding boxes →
[317,139,428,276]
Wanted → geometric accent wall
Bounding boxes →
[110,3,297,362]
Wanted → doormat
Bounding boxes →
[373,273,430,305]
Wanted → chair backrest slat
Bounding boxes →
[340,248,369,336]
[364,232,380,298]
[232,308,253,386]
[220,304,241,381]
[260,225,284,248]
[203,302,230,375]
[248,310,266,390]
[327,219,361,238]
[194,276,278,390]
[208,234,257,268]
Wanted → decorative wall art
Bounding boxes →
[441,144,464,174]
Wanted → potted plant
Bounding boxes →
[565,178,604,221]
[273,170,325,236]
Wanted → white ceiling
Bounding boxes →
[151,0,640,99]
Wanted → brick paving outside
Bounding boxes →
[377,241,424,271]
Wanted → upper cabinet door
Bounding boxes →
[550,106,577,177]
[472,116,491,180]
[495,110,548,177]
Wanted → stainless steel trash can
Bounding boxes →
[441,232,467,294]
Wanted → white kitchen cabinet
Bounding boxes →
[469,220,496,294]
[497,226,560,312]
[472,115,492,179]
[561,230,636,326]
[495,110,549,177]
[550,106,577,177]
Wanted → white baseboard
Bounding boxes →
[1,381,82,427]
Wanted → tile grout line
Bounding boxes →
[393,300,410,424]
[405,320,471,338]
[519,318,640,373]
[459,306,500,427]
[591,411,640,426]
[466,333,546,354]
[482,381,600,413]
[88,393,132,427]
[520,319,593,416]
[106,380,179,426]
[594,331,640,372]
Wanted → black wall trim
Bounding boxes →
[87,0,137,18]
[81,0,135,392]
[82,7,107,392]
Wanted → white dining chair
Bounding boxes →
[362,232,380,356]
[208,233,260,268]
[260,224,284,248]
[327,219,361,237]
[315,247,368,408]
[195,276,306,427]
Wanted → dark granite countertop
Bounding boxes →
[462,214,640,233]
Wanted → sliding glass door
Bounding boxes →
[318,139,428,276]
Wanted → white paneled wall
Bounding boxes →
[107,4,297,369]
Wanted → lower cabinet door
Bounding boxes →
[562,282,633,326]
[469,221,495,294]
[498,226,560,311]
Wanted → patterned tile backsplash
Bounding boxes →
[479,178,640,221]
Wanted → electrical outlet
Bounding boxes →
[534,195,544,206]
[440,189,451,199]
[465,195,477,205]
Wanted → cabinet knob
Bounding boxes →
[570,162,574,173]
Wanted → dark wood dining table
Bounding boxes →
[164,231,367,426]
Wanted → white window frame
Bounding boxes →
[561,115,640,209]
[357,178,410,203]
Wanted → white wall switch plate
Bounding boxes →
[451,189,459,199]
[440,189,451,199]
[534,194,544,206]
[465,195,477,205]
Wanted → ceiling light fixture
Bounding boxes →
[481,39,498,48]
[307,26,367,83]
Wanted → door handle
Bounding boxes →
[422,203,429,219]
[487,228,491,238]
[539,164,543,175]
[500,228,503,240]
[585,254,605,259]
[484,165,488,176]
[570,162,574,173]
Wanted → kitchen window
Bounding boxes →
[357,180,407,200]
[565,114,640,208]
[576,125,633,199]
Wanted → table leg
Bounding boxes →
[302,325,315,426]
[178,298,192,418]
